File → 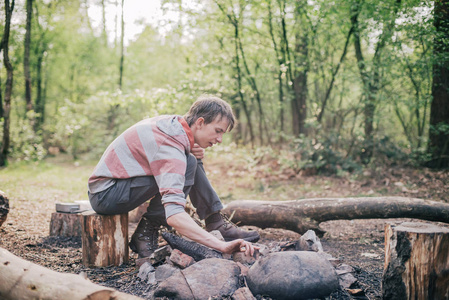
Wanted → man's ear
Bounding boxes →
[195,117,205,127]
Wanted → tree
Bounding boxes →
[24,0,33,113]
[350,0,402,164]
[0,0,15,166]
[428,0,449,168]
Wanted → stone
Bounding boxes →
[235,262,249,277]
[150,245,172,265]
[170,249,195,269]
[147,272,157,285]
[154,258,241,300]
[138,262,155,281]
[155,264,180,283]
[232,287,256,300]
[246,251,339,300]
[232,249,259,265]
[295,229,323,252]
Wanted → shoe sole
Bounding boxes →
[224,235,260,243]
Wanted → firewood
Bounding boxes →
[0,190,9,228]
[0,247,142,299]
[80,211,129,267]
[223,197,449,235]
[382,222,449,299]
[49,212,82,237]
[161,232,223,261]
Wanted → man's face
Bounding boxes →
[193,116,229,149]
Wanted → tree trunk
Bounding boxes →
[382,222,449,300]
[24,0,33,113]
[0,247,142,300]
[351,0,401,164]
[291,3,309,136]
[428,0,449,168]
[0,0,15,167]
[222,197,449,235]
[118,0,125,89]
[49,212,82,237]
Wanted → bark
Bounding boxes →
[0,190,9,227]
[33,1,48,129]
[222,197,449,236]
[24,0,33,112]
[0,247,143,300]
[0,0,15,167]
[382,222,449,300]
[49,212,82,237]
[428,0,449,168]
[80,211,129,267]
[118,0,125,89]
[267,1,285,135]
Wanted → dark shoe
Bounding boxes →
[205,212,260,243]
[129,215,166,258]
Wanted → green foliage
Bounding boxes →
[0,112,46,162]
[0,0,445,169]
[285,133,362,175]
[44,88,193,159]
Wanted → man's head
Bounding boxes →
[185,95,236,149]
[184,95,235,132]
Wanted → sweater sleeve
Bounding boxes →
[150,140,187,217]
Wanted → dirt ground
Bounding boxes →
[0,164,448,299]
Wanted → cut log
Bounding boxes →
[0,247,142,300]
[222,197,449,235]
[0,190,9,228]
[382,222,449,300]
[80,211,129,267]
[49,212,82,237]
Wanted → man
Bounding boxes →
[88,95,259,258]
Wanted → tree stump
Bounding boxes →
[80,211,129,267]
[49,212,82,237]
[0,190,9,228]
[382,222,449,300]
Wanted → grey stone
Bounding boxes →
[295,229,323,252]
[155,264,180,283]
[138,262,155,281]
[247,251,339,300]
[232,287,256,300]
[154,258,241,300]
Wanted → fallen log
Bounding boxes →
[0,247,142,300]
[222,197,449,235]
[382,222,449,299]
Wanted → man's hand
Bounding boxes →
[221,239,259,256]
[191,143,205,159]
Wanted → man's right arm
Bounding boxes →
[166,210,257,256]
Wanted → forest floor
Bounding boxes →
[0,151,448,299]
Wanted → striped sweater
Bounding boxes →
[88,115,194,210]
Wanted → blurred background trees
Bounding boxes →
[0,0,447,170]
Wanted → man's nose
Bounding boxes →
[217,135,222,143]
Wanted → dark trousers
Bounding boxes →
[88,154,223,220]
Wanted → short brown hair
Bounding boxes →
[184,95,235,131]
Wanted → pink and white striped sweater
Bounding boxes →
[88,115,194,209]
